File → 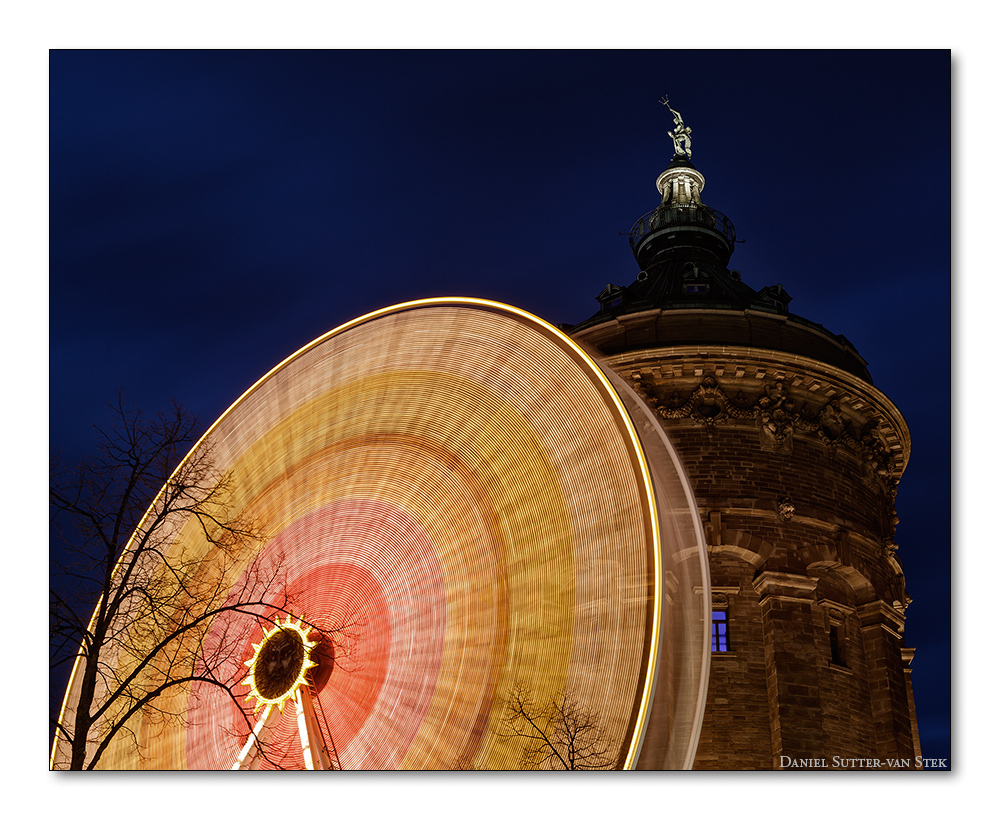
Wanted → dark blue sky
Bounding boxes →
[48,50,950,767]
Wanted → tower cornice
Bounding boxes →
[593,343,910,482]
[573,307,872,383]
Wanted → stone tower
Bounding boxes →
[569,102,920,770]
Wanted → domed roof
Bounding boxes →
[569,104,871,383]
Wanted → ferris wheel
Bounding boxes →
[53,299,710,770]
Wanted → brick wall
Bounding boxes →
[596,344,919,770]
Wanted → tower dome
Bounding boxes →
[572,100,872,384]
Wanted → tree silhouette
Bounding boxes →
[502,683,615,770]
[49,395,349,770]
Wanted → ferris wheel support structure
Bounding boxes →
[232,686,333,770]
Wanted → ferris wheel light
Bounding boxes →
[241,615,319,715]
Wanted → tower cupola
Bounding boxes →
[571,94,873,384]
[629,97,735,270]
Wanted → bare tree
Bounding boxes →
[502,684,616,770]
[49,395,345,770]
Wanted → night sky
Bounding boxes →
[46,50,952,773]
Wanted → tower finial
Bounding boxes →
[660,93,692,160]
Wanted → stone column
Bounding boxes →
[900,647,922,762]
[753,571,823,767]
[859,601,916,761]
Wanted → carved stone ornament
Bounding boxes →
[634,375,755,430]
[860,428,893,484]
[688,377,728,426]
[628,373,900,489]
[890,583,911,616]
[777,497,795,522]
[817,399,847,445]
[757,380,796,452]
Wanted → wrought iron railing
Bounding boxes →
[629,205,736,253]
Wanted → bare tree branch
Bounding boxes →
[501,683,615,770]
[50,395,354,770]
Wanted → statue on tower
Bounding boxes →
[660,94,693,160]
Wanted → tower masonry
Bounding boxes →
[569,103,918,770]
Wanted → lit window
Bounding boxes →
[711,610,728,652]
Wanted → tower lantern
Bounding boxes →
[628,98,736,276]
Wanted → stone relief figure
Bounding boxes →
[757,380,795,452]
[861,429,892,480]
[818,400,846,442]
[627,372,899,485]
[660,94,693,159]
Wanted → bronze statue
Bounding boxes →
[660,94,693,159]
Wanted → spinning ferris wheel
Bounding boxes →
[53,298,710,770]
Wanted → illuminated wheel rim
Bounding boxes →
[69,298,710,769]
